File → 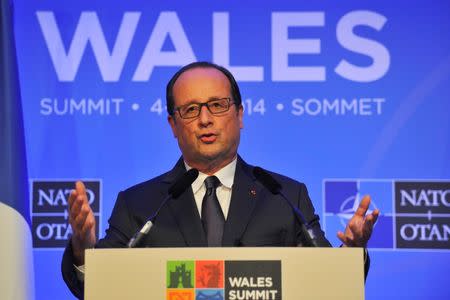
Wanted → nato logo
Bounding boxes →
[30,180,101,248]
[395,182,450,249]
[323,180,450,250]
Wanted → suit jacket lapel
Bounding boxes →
[222,156,261,246]
[161,156,260,247]
[163,158,207,246]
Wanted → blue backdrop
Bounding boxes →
[11,0,450,299]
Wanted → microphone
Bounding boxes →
[253,167,319,247]
[127,168,199,248]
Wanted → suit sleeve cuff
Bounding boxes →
[74,264,85,282]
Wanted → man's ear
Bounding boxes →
[167,115,177,138]
[238,104,244,129]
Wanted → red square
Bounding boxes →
[195,260,224,288]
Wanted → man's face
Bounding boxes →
[168,67,243,169]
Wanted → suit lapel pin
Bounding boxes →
[249,188,257,197]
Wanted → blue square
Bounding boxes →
[324,181,357,213]
[358,181,393,214]
[367,215,393,248]
[196,289,224,300]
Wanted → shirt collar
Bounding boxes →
[184,157,237,194]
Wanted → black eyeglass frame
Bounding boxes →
[173,97,235,119]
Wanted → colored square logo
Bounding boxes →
[195,260,224,288]
[167,289,195,300]
[167,260,282,299]
[167,261,195,289]
[195,289,224,300]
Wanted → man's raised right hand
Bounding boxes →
[68,181,96,265]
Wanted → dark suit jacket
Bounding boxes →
[62,156,369,298]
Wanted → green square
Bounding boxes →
[166,260,195,288]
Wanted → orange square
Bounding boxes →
[166,289,194,300]
[195,260,224,288]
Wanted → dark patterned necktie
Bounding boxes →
[201,176,224,246]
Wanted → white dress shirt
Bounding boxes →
[185,157,236,219]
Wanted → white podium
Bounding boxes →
[85,247,364,300]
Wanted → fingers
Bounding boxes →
[68,189,77,209]
[337,231,347,245]
[372,209,380,224]
[68,181,87,211]
[68,181,97,264]
[337,231,357,247]
[73,204,91,233]
[80,210,96,239]
[339,222,360,247]
[342,208,381,247]
[363,209,380,229]
[362,209,380,235]
[69,181,88,214]
[75,181,88,200]
[68,181,95,239]
[355,195,371,217]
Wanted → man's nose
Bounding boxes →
[198,105,213,125]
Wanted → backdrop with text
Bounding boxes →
[12,0,450,299]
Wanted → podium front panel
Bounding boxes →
[85,247,364,300]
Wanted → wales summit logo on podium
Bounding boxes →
[323,179,450,250]
[166,260,281,300]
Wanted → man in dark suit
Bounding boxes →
[62,62,379,299]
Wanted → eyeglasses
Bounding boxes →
[174,97,234,119]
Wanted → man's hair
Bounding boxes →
[166,61,242,115]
